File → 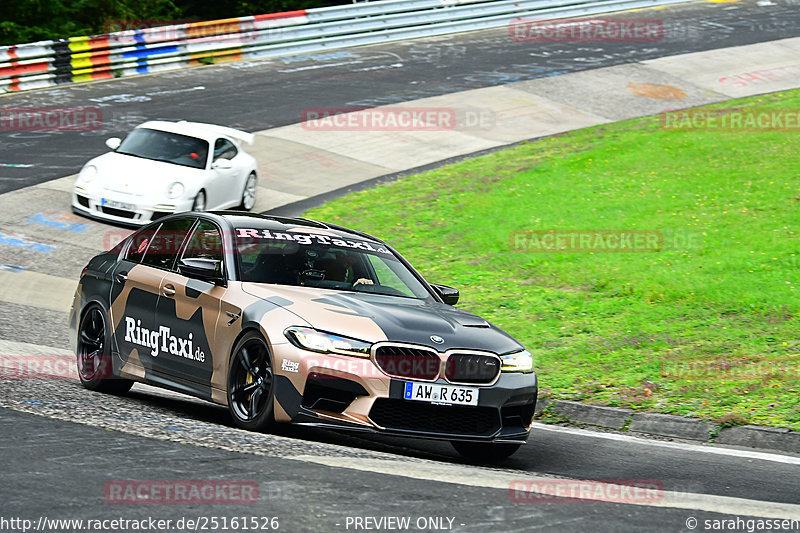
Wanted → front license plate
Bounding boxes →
[404,381,479,406]
[101,198,136,211]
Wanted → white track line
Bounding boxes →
[534,424,800,465]
[293,456,800,520]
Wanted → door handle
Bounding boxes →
[162,284,176,297]
[116,271,128,283]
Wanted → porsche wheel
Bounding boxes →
[450,441,521,462]
[77,305,132,394]
[227,331,275,431]
[192,190,206,212]
[240,172,257,211]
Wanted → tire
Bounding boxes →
[192,190,206,212]
[76,304,133,394]
[227,331,276,431]
[451,441,522,462]
[239,172,257,211]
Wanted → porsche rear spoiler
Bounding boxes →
[177,121,255,146]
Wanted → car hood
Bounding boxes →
[88,152,203,196]
[242,284,524,354]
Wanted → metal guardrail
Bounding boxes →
[0,0,690,93]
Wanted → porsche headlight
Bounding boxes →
[167,182,185,199]
[79,164,98,183]
[285,327,371,358]
[500,350,533,373]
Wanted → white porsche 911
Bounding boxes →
[72,121,258,225]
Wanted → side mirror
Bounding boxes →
[212,158,233,170]
[178,258,225,286]
[105,137,121,150]
[431,284,459,305]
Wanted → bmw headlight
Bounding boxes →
[167,182,185,199]
[285,327,371,358]
[79,164,98,183]
[500,350,533,373]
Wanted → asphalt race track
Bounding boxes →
[2,0,800,192]
[1,0,800,531]
[3,402,800,531]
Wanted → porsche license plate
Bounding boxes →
[101,198,136,211]
[403,381,479,406]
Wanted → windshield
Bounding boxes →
[235,228,432,299]
[116,128,209,169]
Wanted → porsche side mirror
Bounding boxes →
[105,137,121,150]
[212,158,233,170]
[431,284,459,305]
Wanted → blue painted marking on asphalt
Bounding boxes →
[404,382,413,399]
[0,233,56,253]
[0,264,24,273]
[25,213,89,233]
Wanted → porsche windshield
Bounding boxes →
[235,228,432,299]
[116,128,209,169]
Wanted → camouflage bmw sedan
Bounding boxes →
[69,212,538,460]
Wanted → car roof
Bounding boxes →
[135,121,254,145]
[204,211,387,246]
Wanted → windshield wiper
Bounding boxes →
[116,152,194,167]
[116,150,149,159]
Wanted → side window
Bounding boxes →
[140,217,196,270]
[367,255,415,297]
[126,225,161,264]
[213,138,237,161]
[180,220,224,266]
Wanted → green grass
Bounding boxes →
[305,89,800,431]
